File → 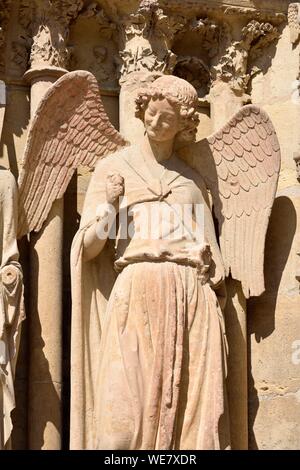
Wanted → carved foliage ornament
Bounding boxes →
[17,0,84,71]
[211,20,279,95]
[119,8,222,85]
[119,0,185,81]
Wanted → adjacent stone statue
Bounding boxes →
[16,70,280,450]
[0,169,24,450]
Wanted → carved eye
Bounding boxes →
[163,114,175,124]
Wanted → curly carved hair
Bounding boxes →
[135,75,200,143]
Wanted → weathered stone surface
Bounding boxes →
[248,188,300,449]
[0,169,25,450]
[0,0,298,452]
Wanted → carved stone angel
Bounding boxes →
[0,169,24,450]
[17,71,280,450]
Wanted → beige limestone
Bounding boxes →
[248,187,300,449]
[248,17,300,449]
[67,72,280,449]
[15,68,128,449]
[70,75,230,449]
[27,202,63,450]
[0,0,298,452]
[23,67,65,450]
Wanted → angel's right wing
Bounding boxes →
[18,70,128,239]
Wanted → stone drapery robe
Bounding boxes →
[0,169,25,450]
[70,146,230,450]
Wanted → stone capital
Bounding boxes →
[19,0,84,72]
[210,19,279,97]
[23,65,67,84]
[118,0,185,84]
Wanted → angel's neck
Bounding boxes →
[141,135,174,164]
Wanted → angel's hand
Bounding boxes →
[178,242,212,267]
[106,173,125,207]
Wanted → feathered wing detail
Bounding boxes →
[288,3,300,44]
[180,105,281,298]
[17,70,128,239]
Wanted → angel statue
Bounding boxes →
[16,70,280,450]
[0,168,24,450]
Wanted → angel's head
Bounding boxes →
[135,75,200,144]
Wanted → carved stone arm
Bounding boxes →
[83,203,117,262]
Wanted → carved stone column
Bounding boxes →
[209,17,279,450]
[21,0,83,450]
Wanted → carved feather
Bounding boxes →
[17,70,128,238]
[180,105,281,298]
[288,3,300,44]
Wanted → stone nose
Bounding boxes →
[150,114,160,128]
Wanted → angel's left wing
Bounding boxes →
[180,105,281,298]
[18,70,128,239]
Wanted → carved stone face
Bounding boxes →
[144,97,180,142]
